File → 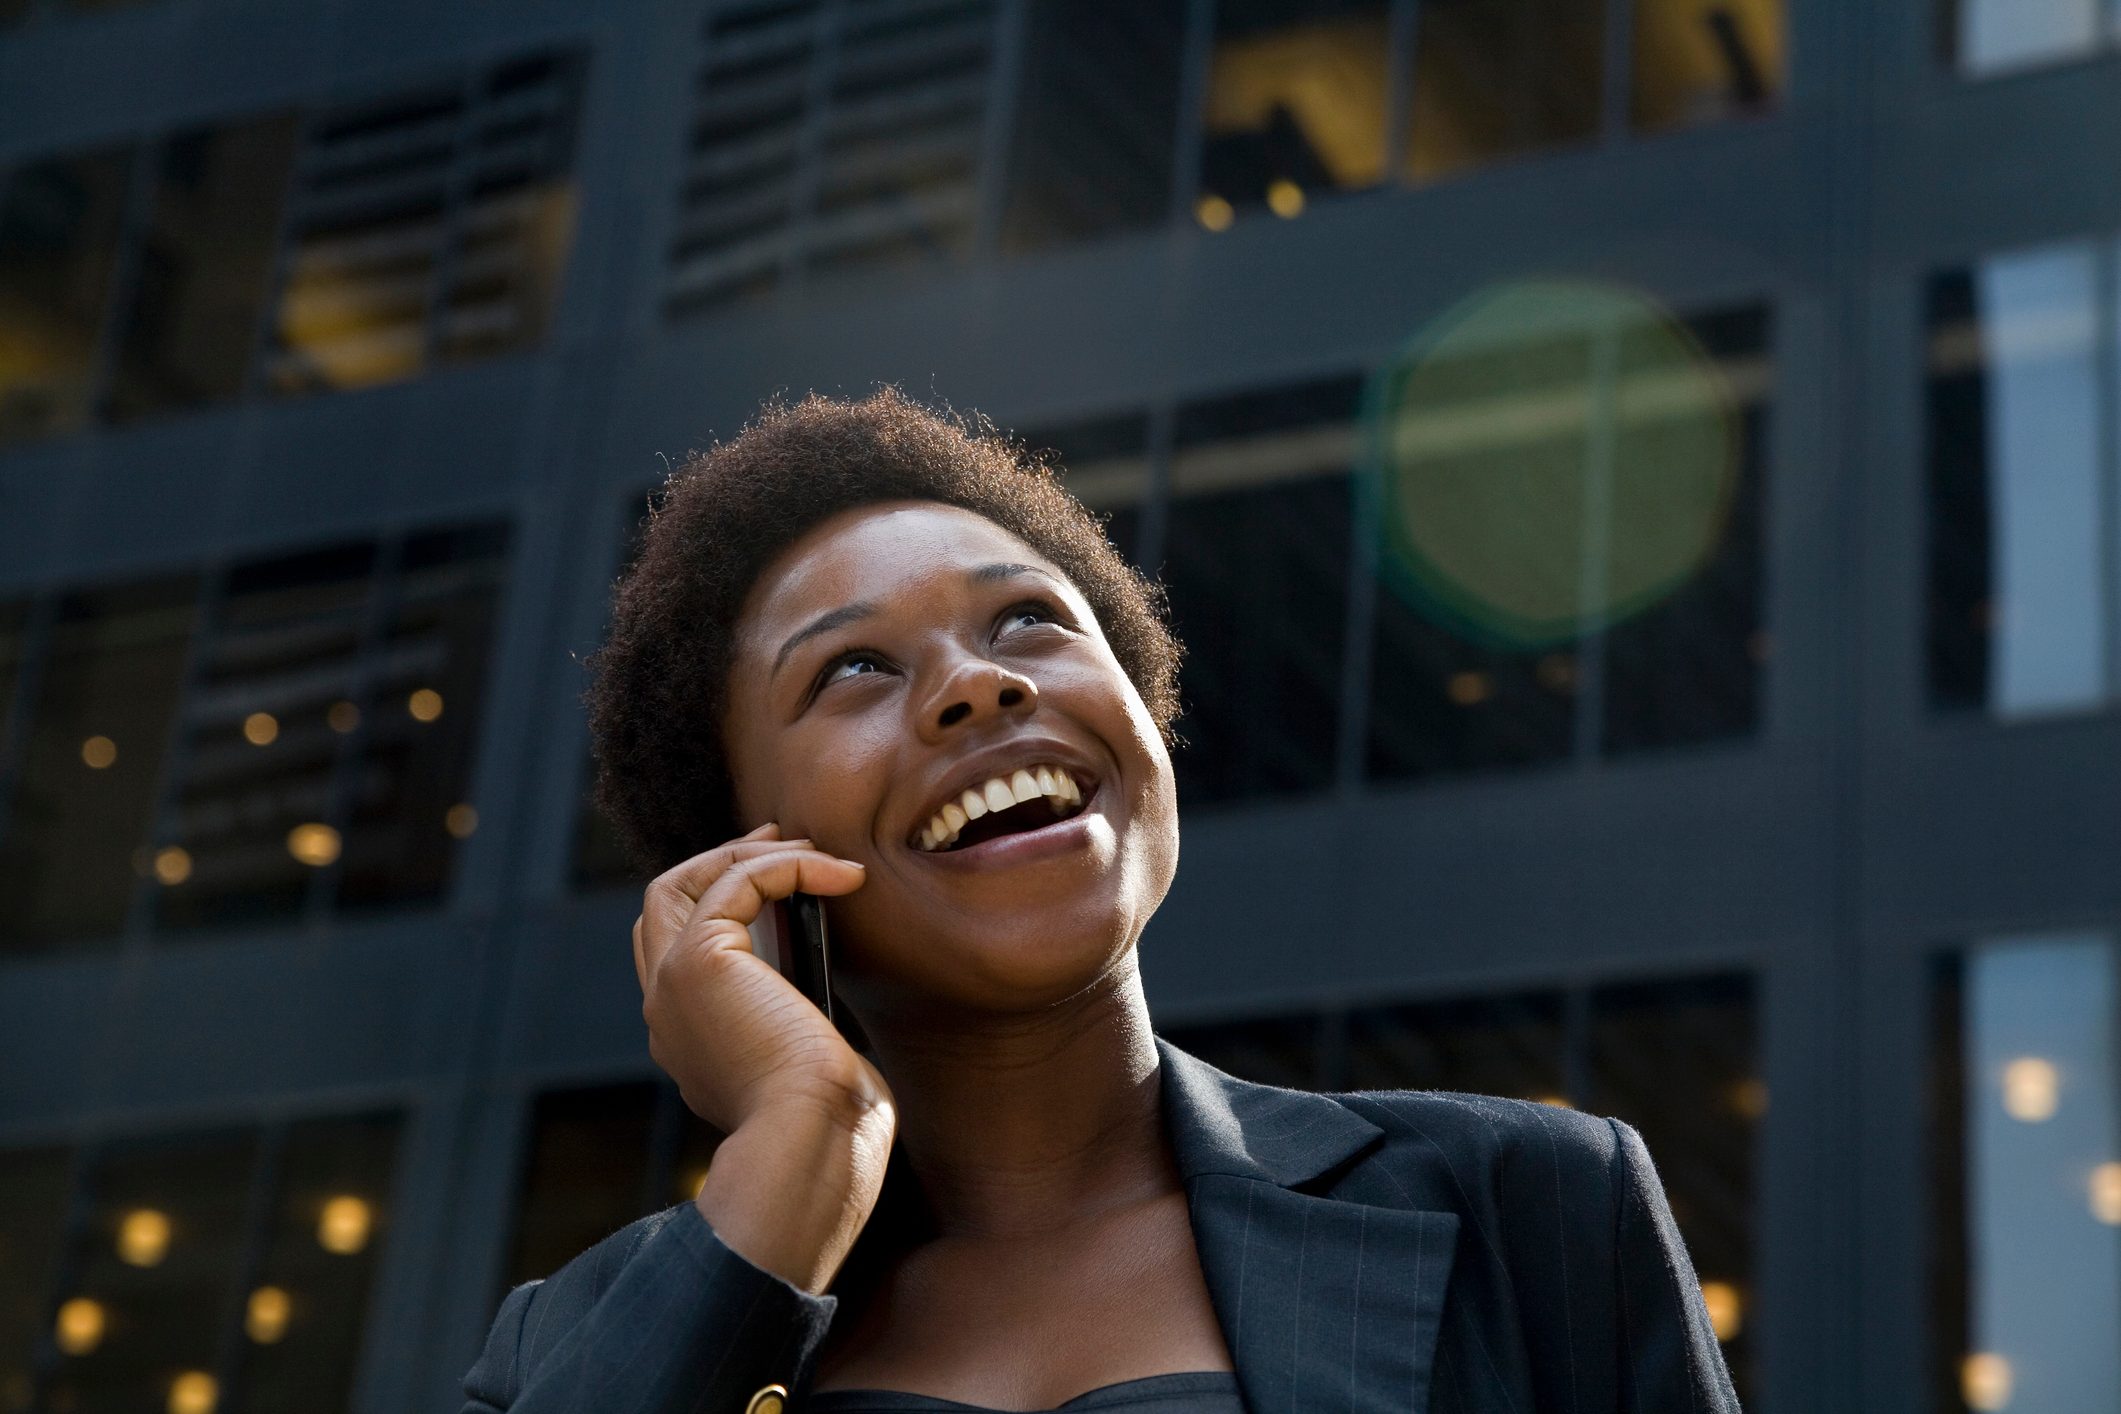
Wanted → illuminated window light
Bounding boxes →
[2091,1162,2121,1226]
[245,1285,292,1344]
[1698,1280,1743,1341]
[685,1166,712,1201]
[1446,670,1493,706]
[117,1208,171,1267]
[2000,1056,2058,1122]
[153,846,193,886]
[1195,194,1234,232]
[1530,1094,1574,1109]
[53,1297,105,1355]
[80,736,117,769]
[168,1370,217,1414]
[1731,1078,1769,1119]
[286,822,341,868]
[327,700,361,734]
[242,712,278,746]
[1961,1352,2012,1412]
[407,688,444,722]
[444,803,478,839]
[1266,178,1305,219]
[317,1195,373,1254]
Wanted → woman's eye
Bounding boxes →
[1004,600,1058,630]
[818,651,884,688]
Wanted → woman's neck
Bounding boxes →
[858,963,1174,1242]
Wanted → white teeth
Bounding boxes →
[918,764,1089,851]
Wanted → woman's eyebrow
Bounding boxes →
[770,563,1060,680]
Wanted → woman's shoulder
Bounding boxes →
[1327,1086,1636,1195]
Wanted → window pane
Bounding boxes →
[1197,0,1388,227]
[505,1083,661,1289]
[1158,1015,1323,1090]
[1406,0,1604,183]
[1925,244,2110,717]
[574,495,659,891]
[1344,991,1568,1102]
[337,523,510,910]
[0,598,28,764]
[46,1131,258,1414]
[1015,412,1150,567]
[1933,935,2121,1413]
[1631,0,1783,132]
[0,1146,72,1413]
[1599,303,1772,754]
[1946,0,2104,76]
[233,1115,401,1414]
[1001,0,1184,251]
[1164,378,1358,805]
[154,542,378,933]
[1589,973,1759,1401]
[0,147,136,447]
[0,574,198,950]
[104,114,300,422]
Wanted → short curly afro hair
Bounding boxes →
[584,387,1187,878]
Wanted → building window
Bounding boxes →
[572,488,663,893]
[1942,0,2121,76]
[1927,239,2121,720]
[0,574,200,950]
[504,1082,722,1292]
[1364,291,1771,785]
[1196,0,1389,228]
[1164,376,1360,806]
[1404,0,1604,183]
[2,1112,400,1414]
[0,147,137,446]
[267,50,586,395]
[1015,411,1153,569]
[665,0,1000,318]
[1000,0,1186,251]
[1931,933,2121,1413]
[1177,968,1760,1405]
[1630,0,1784,133]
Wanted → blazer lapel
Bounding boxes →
[1156,1036,1459,1414]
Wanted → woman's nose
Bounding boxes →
[919,657,1038,737]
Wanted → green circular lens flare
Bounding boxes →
[1360,278,1741,650]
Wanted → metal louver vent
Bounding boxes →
[266,48,586,394]
[666,0,996,319]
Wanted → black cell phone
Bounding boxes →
[748,891,836,1022]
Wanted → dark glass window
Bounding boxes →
[1925,242,2117,719]
[103,115,300,422]
[1000,0,1184,251]
[1014,412,1151,569]
[0,147,137,447]
[1158,1014,1324,1090]
[1631,0,1783,133]
[1405,0,1605,184]
[1930,934,2121,1413]
[505,1082,723,1292]
[1196,0,1389,228]
[0,574,199,952]
[0,1146,72,1413]
[573,490,662,892]
[1345,991,1568,1102]
[0,598,29,762]
[1164,377,1358,806]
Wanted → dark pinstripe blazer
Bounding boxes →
[462,1034,1741,1412]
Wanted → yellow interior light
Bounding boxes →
[1962,1353,2012,1412]
[167,1370,217,1414]
[286,822,342,868]
[1530,1094,1574,1110]
[317,1195,373,1255]
[2001,1056,2058,1122]
[242,712,279,746]
[445,803,479,839]
[153,846,194,886]
[407,688,444,722]
[1195,194,1234,232]
[117,1208,171,1267]
[1698,1280,1743,1341]
[1266,179,1305,218]
[54,1297,105,1355]
[245,1285,292,1344]
[80,736,117,769]
[2091,1162,2121,1226]
[1446,670,1493,706]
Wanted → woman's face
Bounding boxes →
[722,500,1179,1023]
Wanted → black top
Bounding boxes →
[805,1371,1246,1412]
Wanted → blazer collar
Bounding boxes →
[1153,1033,1384,1188]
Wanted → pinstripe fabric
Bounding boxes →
[461,1035,1739,1413]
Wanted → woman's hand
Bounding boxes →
[632,822,892,1134]
[635,823,898,1293]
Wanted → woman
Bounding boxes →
[461,390,1741,1413]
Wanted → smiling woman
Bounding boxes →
[463,390,1741,1414]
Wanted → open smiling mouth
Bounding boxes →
[913,766,1096,853]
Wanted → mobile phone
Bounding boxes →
[748,891,836,1023]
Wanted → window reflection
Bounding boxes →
[1001,0,1185,251]
[1631,0,1783,133]
[1406,0,1604,183]
[0,575,199,951]
[0,1147,71,1413]
[505,1084,661,1289]
[1345,991,1567,1102]
[1932,935,2121,1412]
[1926,241,2116,719]
[1165,377,1359,805]
[1159,1014,1325,1090]
[1946,0,2110,76]
[104,115,299,422]
[0,147,136,447]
